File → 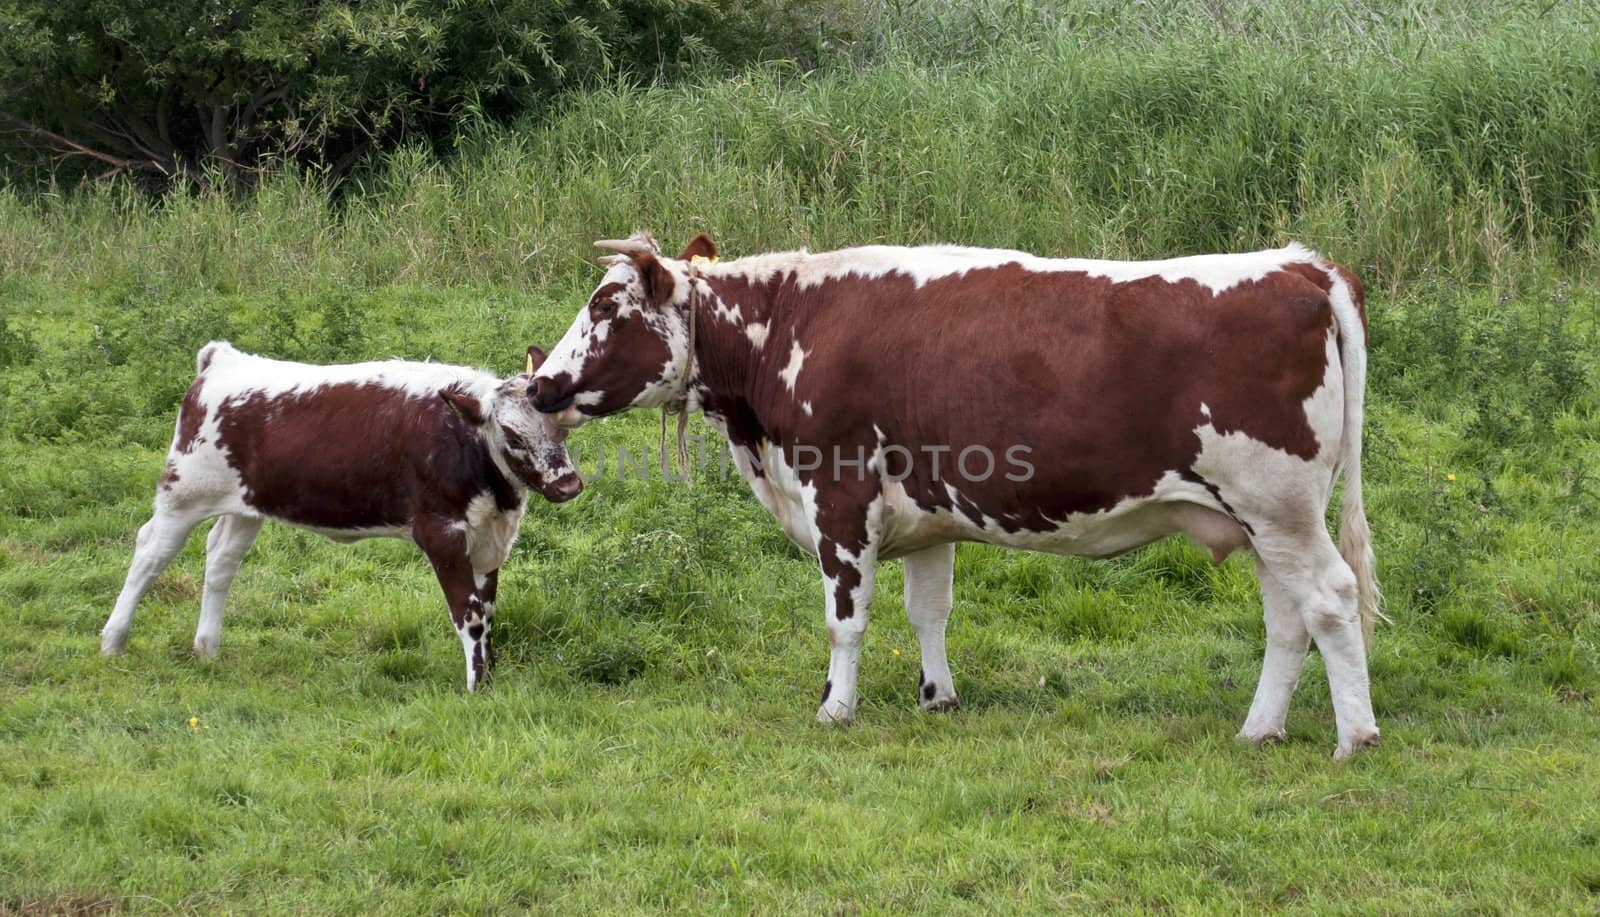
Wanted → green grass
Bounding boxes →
[4,2,1600,911]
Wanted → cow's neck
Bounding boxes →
[687,272,788,451]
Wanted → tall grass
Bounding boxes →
[2,2,1598,294]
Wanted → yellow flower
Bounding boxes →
[1446,473,1457,482]
[891,648,901,656]
[188,716,198,727]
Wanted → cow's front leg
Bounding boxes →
[415,519,493,691]
[804,486,882,726]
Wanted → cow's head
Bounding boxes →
[531,231,718,427]
[441,345,583,502]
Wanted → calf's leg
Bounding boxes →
[416,520,495,691]
[102,506,205,654]
[903,543,959,710]
[193,513,265,659]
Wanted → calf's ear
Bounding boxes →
[631,252,676,308]
[678,233,718,262]
[524,345,548,375]
[440,387,487,425]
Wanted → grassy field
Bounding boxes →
[4,2,1600,911]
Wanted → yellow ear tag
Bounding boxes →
[525,351,535,374]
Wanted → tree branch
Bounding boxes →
[0,108,134,171]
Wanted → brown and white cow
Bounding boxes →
[101,341,582,689]
[532,232,1383,758]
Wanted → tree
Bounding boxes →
[0,0,831,189]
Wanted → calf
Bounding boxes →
[101,341,581,689]
[534,231,1383,758]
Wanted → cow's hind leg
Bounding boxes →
[1238,555,1309,745]
[193,513,265,659]
[102,506,206,654]
[1253,526,1380,759]
[904,543,959,711]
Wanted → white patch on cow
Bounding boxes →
[745,322,768,348]
[463,491,523,574]
[709,242,1319,297]
[710,289,744,325]
[779,342,808,392]
[1200,402,1212,420]
[575,391,606,406]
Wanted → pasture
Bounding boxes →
[3,2,1600,910]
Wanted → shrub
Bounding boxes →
[0,0,835,188]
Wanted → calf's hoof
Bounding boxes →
[1333,729,1382,761]
[99,633,128,656]
[193,638,220,661]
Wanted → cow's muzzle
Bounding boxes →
[530,375,576,414]
[537,472,583,504]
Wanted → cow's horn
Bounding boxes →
[594,238,653,255]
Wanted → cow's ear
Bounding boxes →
[678,233,718,262]
[524,345,548,375]
[440,387,487,425]
[631,251,676,308]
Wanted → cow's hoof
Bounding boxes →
[99,634,128,656]
[1236,725,1286,746]
[1333,729,1381,761]
[192,639,220,661]
[816,699,855,726]
[917,677,959,711]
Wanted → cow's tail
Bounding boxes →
[1323,261,1385,651]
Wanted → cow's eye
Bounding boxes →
[593,300,617,319]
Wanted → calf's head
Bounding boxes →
[531,231,718,427]
[441,345,583,502]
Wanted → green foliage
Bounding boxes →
[5,1,1600,290]
[0,0,833,186]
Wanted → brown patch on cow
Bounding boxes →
[172,379,206,454]
[922,681,937,702]
[693,260,1338,540]
[216,383,518,529]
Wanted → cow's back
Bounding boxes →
[752,246,1346,538]
[165,344,503,533]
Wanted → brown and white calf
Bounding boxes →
[101,341,582,689]
[532,232,1384,758]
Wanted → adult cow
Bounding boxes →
[532,232,1382,758]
